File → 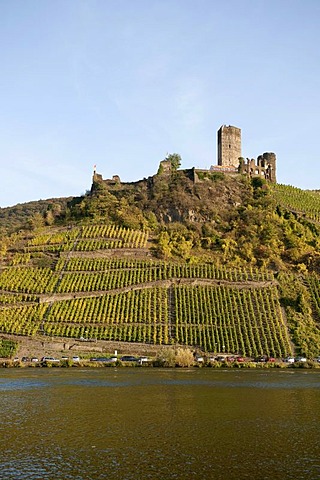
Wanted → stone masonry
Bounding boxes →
[217,125,242,167]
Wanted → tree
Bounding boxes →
[175,347,195,367]
[167,153,181,171]
[44,210,54,226]
[156,231,172,258]
[28,212,45,230]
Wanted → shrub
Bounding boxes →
[175,347,194,367]
[0,339,18,358]
[155,347,176,367]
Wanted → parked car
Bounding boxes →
[195,356,204,363]
[41,357,60,363]
[91,357,117,363]
[120,356,137,362]
[207,356,217,362]
[256,356,267,363]
[31,357,39,363]
[285,357,295,363]
[226,356,236,362]
[215,355,227,362]
[295,357,307,363]
[137,356,149,364]
[72,356,80,362]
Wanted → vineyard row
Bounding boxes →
[0,285,293,357]
[0,262,274,295]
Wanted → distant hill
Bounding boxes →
[0,197,71,234]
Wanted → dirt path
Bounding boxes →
[1,333,165,361]
[39,278,278,303]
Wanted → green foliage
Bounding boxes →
[0,338,18,358]
[157,231,172,258]
[157,163,164,175]
[28,212,45,230]
[197,171,225,182]
[278,273,320,357]
[114,198,147,230]
[175,347,195,367]
[167,153,182,171]
[155,229,194,260]
[155,347,194,367]
[272,184,320,223]
[44,210,55,226]
[155,347,177,367]
[0,198,68,235]
[251,177,266,190]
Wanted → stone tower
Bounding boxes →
[217,125,241,167]
[257,152,277,182]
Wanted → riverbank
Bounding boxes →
[1,334,320,369]
[2,357,320,369]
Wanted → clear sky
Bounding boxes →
[1,0,320,207]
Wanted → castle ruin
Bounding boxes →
[91,124,277,192]
[213,125,276,182]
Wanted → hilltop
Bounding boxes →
[0,164,320,360]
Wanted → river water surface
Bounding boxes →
[0,368,319,480]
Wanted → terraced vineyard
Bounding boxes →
[1,223,318,357]
[272,183,320,222]
[172,285,291,357]
[305,273,320,322]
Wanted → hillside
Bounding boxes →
[1,170,320,359]
[0,197,70,234]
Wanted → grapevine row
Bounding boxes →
[0,304,46,336]
[306,273,320,321]
[0,262,274,296]
[25,225,148,252]
[272,184,320,222]
[0,268,58,294]
[172,285,291,357]
[44,288,168,344]
[56,258,274,282]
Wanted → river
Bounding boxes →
[0,368,319,480]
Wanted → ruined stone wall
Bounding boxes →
[239,153,277,183]
[257,152,276,182]
[217,125,241,167]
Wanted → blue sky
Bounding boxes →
[1,0,320,207]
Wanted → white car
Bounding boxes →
[41,357,60,363]
[137,356,148,364]
[195,356,204,363]
[296,357,307,363]
[285,357,295,363]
